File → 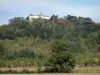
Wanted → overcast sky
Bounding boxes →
[0,0,100,25]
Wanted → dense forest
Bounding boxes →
[0,15,100,72]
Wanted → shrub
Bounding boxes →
[46,40,76,72]
[0,42,6,59]
[93,57,99,65]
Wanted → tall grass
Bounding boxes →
[74,66,100,73]
[0,69,35,74]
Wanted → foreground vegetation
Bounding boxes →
[0,66,100,73]
[74,66,100,73]
[0,15,100,73]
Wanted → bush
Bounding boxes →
[46,40,76,72]
[0,42,6,59]
[93,57,99,65]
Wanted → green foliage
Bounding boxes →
[47,40,76,72]
[17,49,35,58]
[0,15,99,40]
[0,15,100,71]
[79,57,100,66]
[0,41,6,59]
[0,58,34,67]
[93,58,99,64]
[51,40,68,52]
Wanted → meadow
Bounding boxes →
[0,66,100,73]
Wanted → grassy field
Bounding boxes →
[74,66,100,73]
[0,73,100,75]
[0,66,38,72]
[0,66,100,73]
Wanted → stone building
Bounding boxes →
[27,13,50,21]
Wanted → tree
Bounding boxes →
[9,17,24,24]
[50,15,58,23]
[46,40,76,72]
[0,42,6,59]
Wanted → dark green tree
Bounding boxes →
[47,40,76,72]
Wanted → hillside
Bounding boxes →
[0,15,100,72]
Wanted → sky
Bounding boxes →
[0,0,100,25]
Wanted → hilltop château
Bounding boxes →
[27,13,50,21]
